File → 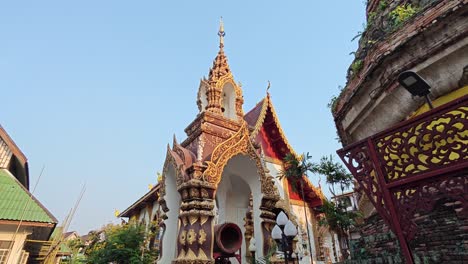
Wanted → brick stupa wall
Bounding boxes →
[347,198,467,264]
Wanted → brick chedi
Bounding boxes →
[333,0,468,263]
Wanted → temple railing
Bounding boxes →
[337,95,467,261]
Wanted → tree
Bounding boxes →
[83,222,157,264]
[314,155,353,197]
[314,155,359,260]
[66,237,86,263]
[278,152,315,263]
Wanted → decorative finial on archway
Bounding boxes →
[218,16,225,49]
[267,80,271,93]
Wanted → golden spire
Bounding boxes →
[218,16,225,49]
[208,17,230,83]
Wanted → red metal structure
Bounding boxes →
[337,95,468,263]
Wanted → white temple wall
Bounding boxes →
[158,165,180,264]
[265,161,286,199]
[151,201,159,221]
[291,203,318,262]
[322,232,341,263]
[137,207,150,226]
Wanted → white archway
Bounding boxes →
[158,165,181,264]
[215,154,264,263]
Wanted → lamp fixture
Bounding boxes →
[398,71,434,109]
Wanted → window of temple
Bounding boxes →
[221,83,237,120]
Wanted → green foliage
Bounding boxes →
[350,60,363,78]
[319,200,360,234]
[314,155,359,260]
[278,153,314,193]
[313,155,353,196]
[389,4,418,28]
[280,154,353,197]
[84,223,157,264]
[378,0,388,12]
[367,11,377,26]
[65,238,87,263]
[277,153,313,261]
[328,86,344,114]
[328,96,338,111]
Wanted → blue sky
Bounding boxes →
[0,1,366,233]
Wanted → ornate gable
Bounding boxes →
[244,94,324,207]
[245,94,297,161]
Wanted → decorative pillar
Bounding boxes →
[260,197,278,255]
[174,180,217,264]
[206,86,223,114]
[244,195,254,258]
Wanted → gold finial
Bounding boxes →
[218,16,225,49]
[267,80,271,92]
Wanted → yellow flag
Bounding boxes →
[114,209,120,218]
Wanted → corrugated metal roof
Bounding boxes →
[0,169,56,223]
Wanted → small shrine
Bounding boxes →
[157,20,333,264]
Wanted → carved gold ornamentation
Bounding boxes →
[375,106,467,181]
[181,216,188,226]
[189,215,198,225]
[250,97,269,139]
[180,209,215,219]
[198,229,207,245]
[185,248,197,259]
[201,188,209,198]
[190,187,200,198]
[181,200,214,211]
[250,94,298,157]
[338,97,468,243]
[208,53,231,85]
[187,229,197,245]
[215,76,242,97]
[200,215,209,225]
[179,230,187,245]
[202,121,280,200]
[197,248,208,260]
[177,249,186,259]
[174,260,214,264]
[182,189,189,200]
[203,123,249,184]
